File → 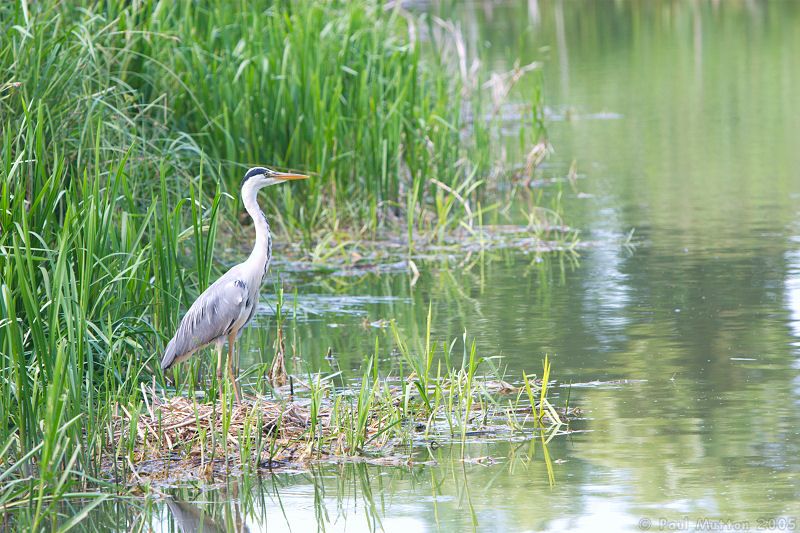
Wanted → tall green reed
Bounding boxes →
[4,0,547,241]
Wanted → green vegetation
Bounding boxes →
[0,0,558,529]
[2,0,546,246]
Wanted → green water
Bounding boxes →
[105,1,800,531]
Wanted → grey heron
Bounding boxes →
[160,167,308,402]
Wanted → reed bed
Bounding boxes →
[1,0,548,244]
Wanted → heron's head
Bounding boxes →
[241,166,308,190]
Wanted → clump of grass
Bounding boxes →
[108,329,567,486]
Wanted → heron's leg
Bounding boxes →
[228,333,241,403]
[216,341,225,402]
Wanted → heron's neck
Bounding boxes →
[242,184,272,275]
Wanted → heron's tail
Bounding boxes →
[161,339,177,370]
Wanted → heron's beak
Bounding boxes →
[274,172,309,181]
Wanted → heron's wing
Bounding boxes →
[160,275,247,369]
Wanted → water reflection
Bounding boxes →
[784,243,800,351]
[146,439,563,533]
[784,238,800,407]
[163,498,241,533]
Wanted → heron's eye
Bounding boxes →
[243,167,270,183]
